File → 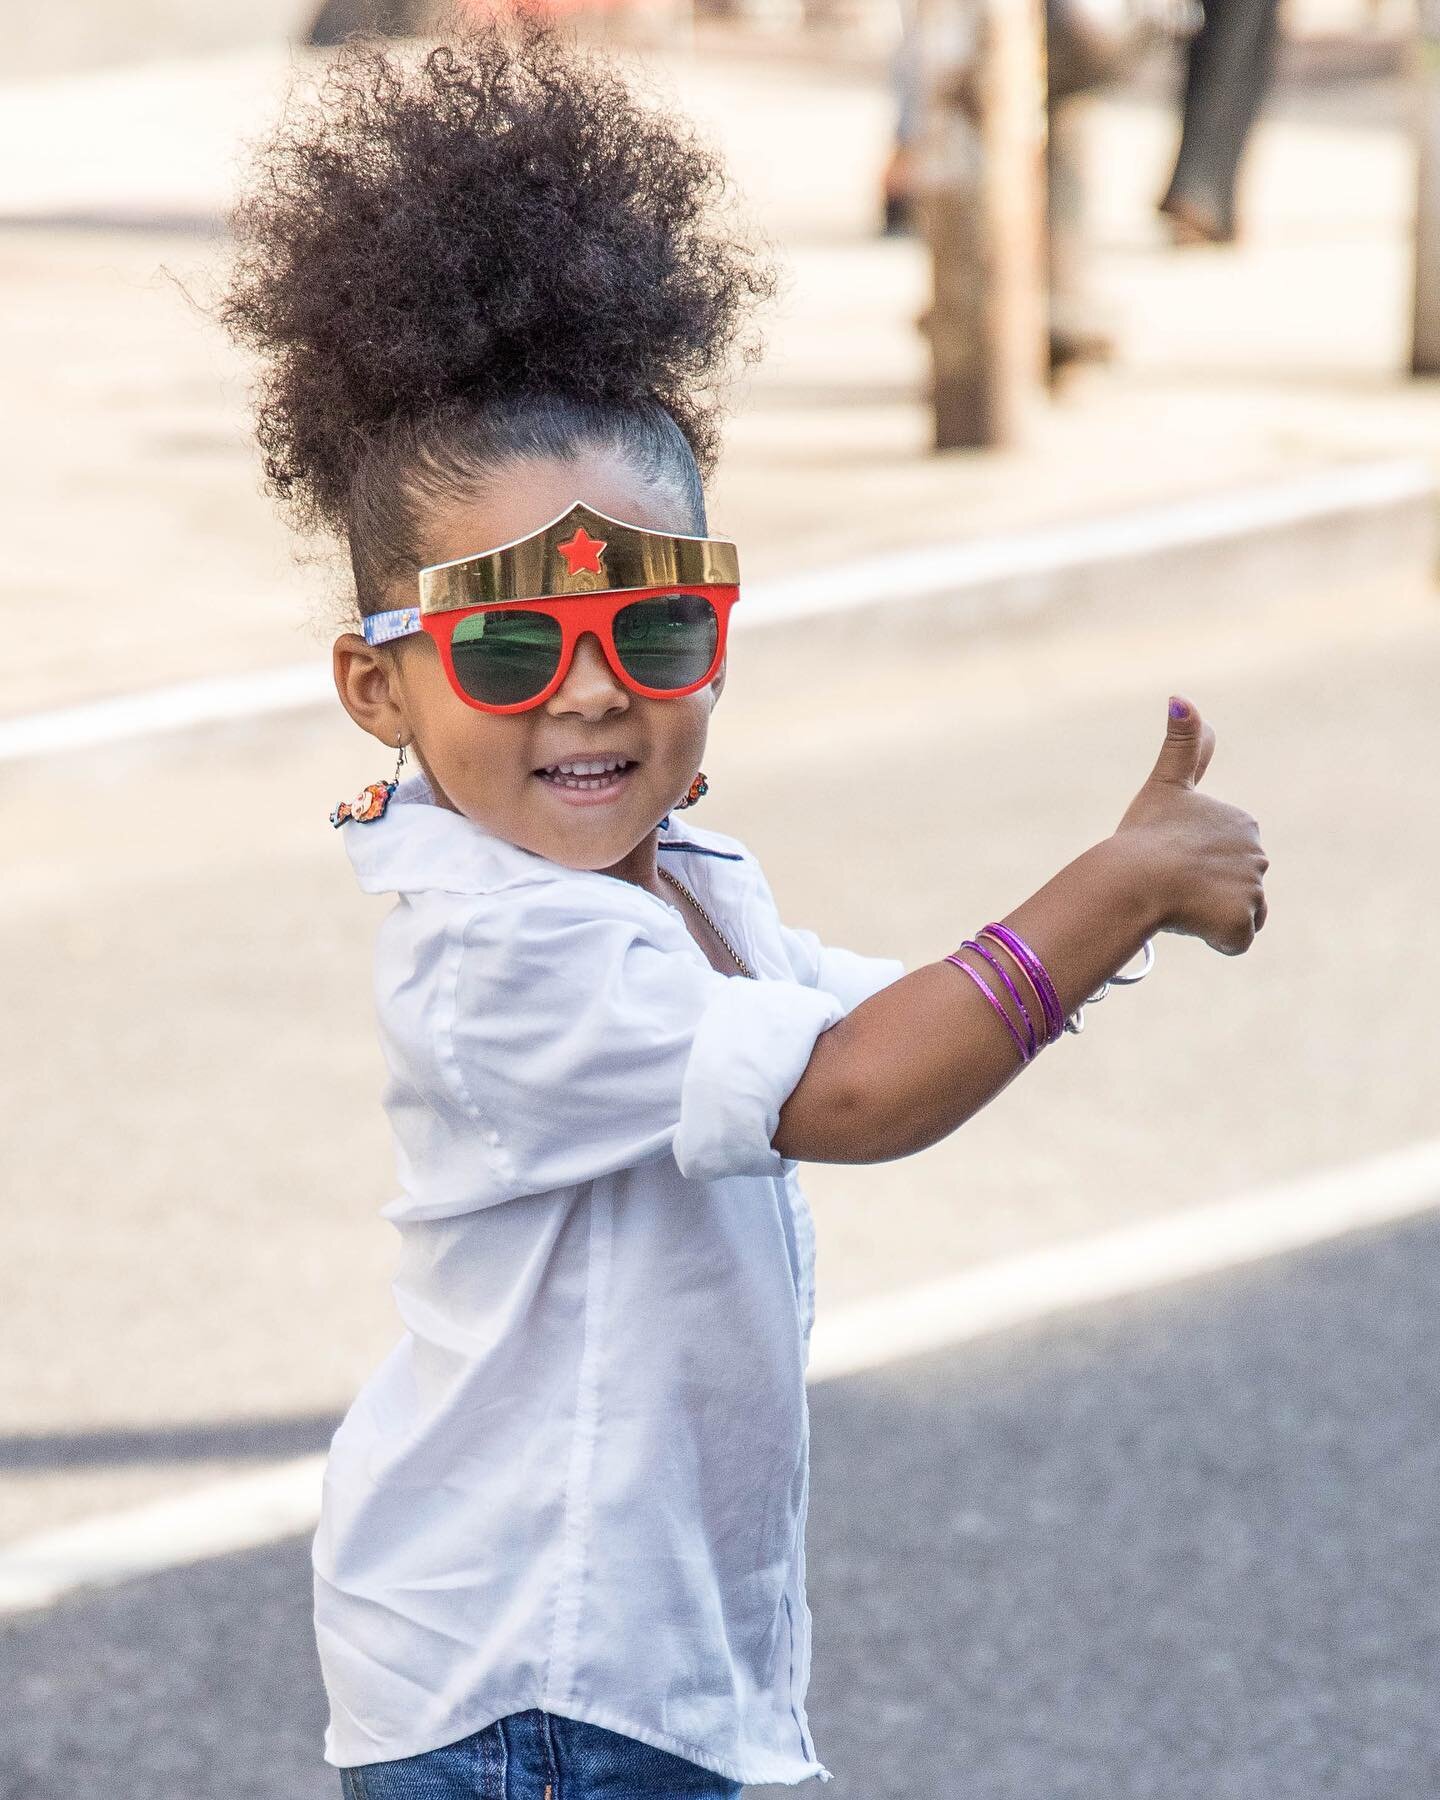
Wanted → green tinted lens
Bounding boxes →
[450,609,563,707]
[612,595,719,692]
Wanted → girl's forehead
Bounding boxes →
[423,455,694,568]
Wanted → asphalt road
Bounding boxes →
[6,32,1440,1798]
[8,1207,1440,1800]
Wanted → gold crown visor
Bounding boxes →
[418,501,740,616]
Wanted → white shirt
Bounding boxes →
[312,771,905,1783]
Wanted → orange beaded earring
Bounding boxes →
[674,770,708,809]
[330,739,407,828]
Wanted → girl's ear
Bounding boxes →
[709,657,727,707]
[333,633,411,749]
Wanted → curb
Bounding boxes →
[731,456,1438,653]
[2,457,1433,764]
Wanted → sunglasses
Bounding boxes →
[363,581,738,716]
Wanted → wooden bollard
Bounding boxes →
[916,0,1048,448]
[1413,0,1440,372]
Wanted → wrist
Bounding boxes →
[1094,831,1173,938]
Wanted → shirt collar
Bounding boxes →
[342,767,739,897]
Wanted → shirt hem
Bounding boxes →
[324,1696,833,1785]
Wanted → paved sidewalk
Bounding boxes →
[0,33,1436,719]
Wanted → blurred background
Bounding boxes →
[4,0,1440,1793]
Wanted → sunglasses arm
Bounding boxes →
[361,608,425,647]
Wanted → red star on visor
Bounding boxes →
[556,527,607,577]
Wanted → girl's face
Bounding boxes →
[334,450,723,884]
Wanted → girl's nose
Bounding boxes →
[547,630,629,718]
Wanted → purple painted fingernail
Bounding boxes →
[1169,697,1189,720]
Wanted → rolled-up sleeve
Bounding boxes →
[673,974,845,1180]
[388,888,848,1210]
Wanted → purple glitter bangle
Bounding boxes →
[960,939,1039,1061]
[972,927,1058,1042]
[976,923,1065,1044]
[944,953,1033,1065]
[979,923,1064,1043]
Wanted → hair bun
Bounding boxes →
[221,21,773,537]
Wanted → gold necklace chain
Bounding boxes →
[657,865,756,979]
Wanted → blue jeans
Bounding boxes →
[339,1709,745,1799]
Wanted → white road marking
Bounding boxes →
[0,663,335,762]
[732,456,1435,628]
[2,458,1430,764]
[4,1135,1439,1617]
[0,1457,325,1618]
[805,1135,1440,1381]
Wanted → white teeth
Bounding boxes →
[545,757,629,776]
[538,755,635,791]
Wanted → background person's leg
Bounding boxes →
[1160,0,1281,241]
[1047,96,1116,371]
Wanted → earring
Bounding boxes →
[329,736,408,829]
[674,770,708,810]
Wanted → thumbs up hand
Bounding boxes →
[1113,697,1270,956]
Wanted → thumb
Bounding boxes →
[1149,695,1203,787]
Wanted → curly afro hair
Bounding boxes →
[219,18,774,612]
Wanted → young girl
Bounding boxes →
[221,23,1268,1799]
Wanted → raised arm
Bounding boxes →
[773,697,1269,1164]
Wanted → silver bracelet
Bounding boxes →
[1063,937,1156,1035]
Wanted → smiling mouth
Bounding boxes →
[534,757,640,793]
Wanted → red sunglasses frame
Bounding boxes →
[421,582,740,716]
